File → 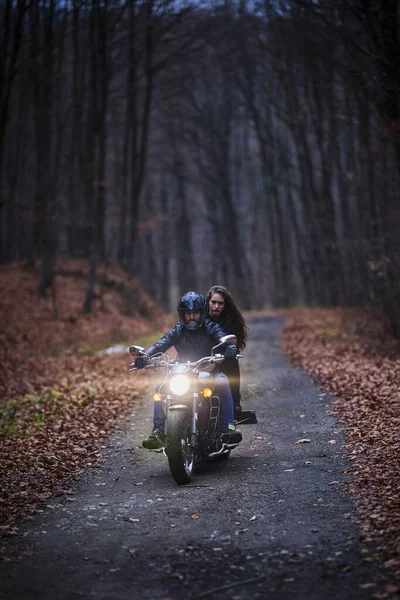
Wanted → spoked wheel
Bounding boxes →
[166,410,194,485]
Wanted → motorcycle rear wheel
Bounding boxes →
[166,409,194,485]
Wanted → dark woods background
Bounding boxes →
[1,0,399,333]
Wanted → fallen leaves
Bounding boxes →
[0,362,150,532]
[296,439,311,444]
[0,260,168,540]
[281,307,400,582]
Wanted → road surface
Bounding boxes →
[0,316,387,599]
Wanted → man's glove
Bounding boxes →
[224,344,237,360]
[134,354,150,369]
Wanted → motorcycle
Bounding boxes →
[129,335,257,485]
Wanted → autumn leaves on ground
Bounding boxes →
[0,261,169,544]
[281,309,400,586]
[1,263,399,590]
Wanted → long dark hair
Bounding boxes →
[206,285,249,351]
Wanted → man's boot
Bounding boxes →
[221,424,242,445]
[142,428,165,450]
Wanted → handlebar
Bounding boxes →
[129,352,242,373]
[129,363,160,371]
[177,353,242,370]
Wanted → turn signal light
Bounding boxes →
[153,393,163,402]
[202,388,212,398]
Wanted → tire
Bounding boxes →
[166,409,194,485]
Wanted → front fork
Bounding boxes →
[191,393,199,446]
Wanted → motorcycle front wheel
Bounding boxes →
[166,409,194,485]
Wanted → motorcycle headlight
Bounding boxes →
[169,374,190,396]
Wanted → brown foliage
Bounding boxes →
[281,308,400,579]
[0,261,167,543]
[0,260,165,398]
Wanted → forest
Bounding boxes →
[1,0,399,333]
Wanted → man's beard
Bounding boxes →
[186,319,199,330]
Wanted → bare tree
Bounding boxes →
[0,0,26,216]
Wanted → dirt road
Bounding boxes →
[0,316,387,599]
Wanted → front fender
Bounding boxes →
[168,404,189,411]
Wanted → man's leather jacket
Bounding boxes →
[145,320,229,363]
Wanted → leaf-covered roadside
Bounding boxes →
[0,261,166,550]
[0,355,150,534]
[280,308,400,583]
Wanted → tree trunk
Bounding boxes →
[0,0,26,215]
[127,0,155,268]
